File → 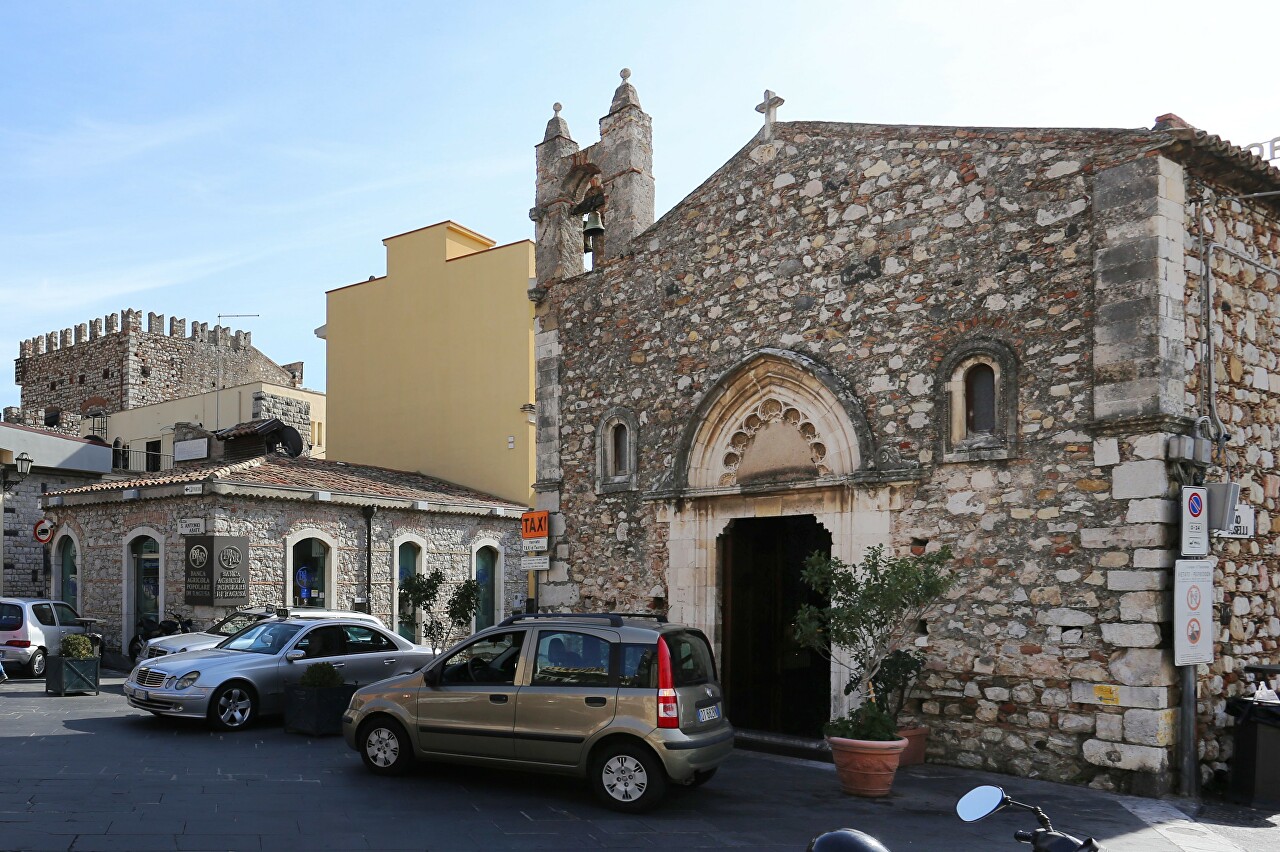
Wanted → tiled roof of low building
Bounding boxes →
[48,454,526,510]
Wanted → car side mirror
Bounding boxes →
[285,650,306,662]
[423,666,441,687]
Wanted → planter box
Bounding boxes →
[45,657,100,696]
[897,725,929,766]
[284,684,358,736]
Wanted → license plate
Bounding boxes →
[698,704,721,723]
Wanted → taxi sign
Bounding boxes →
[521,511,549,538]
[521,510,549,554]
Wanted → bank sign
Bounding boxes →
[184,535,251,606]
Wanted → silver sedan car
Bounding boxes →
[124,616,433,731]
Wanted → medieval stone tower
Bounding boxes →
[11,309,302,434]
[531,68,655,284]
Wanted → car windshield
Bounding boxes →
[217,622,303,655]
[0,603,22,631]
[212,612,266,637]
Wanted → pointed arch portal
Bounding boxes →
[657,349,896,737]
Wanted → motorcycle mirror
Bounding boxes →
[956,785,1008,822]
[285,650,306,662]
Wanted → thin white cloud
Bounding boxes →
[4,108,242,179]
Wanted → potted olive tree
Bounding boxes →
[399,569,481,652]
[284,661,357,737]
[872,648,929,765]
[794,544,952,797]
[45,633,100,696]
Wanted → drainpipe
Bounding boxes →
[362,505,377,615]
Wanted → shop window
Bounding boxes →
[292,537,329,607]
[130,536,160,624]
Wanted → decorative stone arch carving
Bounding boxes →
[596,406,639,493]
[670,349,874,495]
[936,335,1019,462]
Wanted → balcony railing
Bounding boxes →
[111,448,175,473]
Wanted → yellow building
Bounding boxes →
[322,221,535,507]
[79,381,327,470]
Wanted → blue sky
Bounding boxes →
[2,2,1277,409]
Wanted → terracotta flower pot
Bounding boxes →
[826,735,908,797]
[897,726,929,767]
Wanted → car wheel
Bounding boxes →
[358,718,413,776]
[208,683,257,731]
[25,648,47,678]
[688,768,717,787]
[590,742,667,813]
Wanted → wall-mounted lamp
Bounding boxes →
[2,452,33,494]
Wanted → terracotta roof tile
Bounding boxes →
[49,454,526,510]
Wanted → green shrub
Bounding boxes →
[60,634,96,660]
[299,661,345,688]
[824,702,900,742]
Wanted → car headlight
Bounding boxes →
[176,671,200,690]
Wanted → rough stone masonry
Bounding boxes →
[529,74,1280,794]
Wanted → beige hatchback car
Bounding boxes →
[343,613,734,812]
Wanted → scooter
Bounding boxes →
[129,612,194,663]
[806,785,1103,851]
[956,785,1104,851]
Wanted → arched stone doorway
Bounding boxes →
[658,350,905,732]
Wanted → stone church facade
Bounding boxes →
[530,73,1280,793]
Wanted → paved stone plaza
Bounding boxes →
[1,672,1274,851]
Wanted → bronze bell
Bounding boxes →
[582,211,605,253]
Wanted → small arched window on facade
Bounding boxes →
[939,339,1017,463]
[595,407,639,493]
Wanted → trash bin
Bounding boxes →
[1226,696,1280,809]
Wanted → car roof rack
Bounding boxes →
[497,612,668,628]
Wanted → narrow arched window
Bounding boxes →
[595,408,639,493]
[474,546,498,631]
[57,538,78,607]
[397,542,421,641]
[611,423,630,476]
[965,364,996,435]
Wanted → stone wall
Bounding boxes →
[15,310,300,429]
[43,494,523,653]
[1,470,103,598]
[532,104,1280,793]
[1183,182,1280,782]
[252,391,312,455]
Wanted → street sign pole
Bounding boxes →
[521,510,550,614]
[1177,485,1212,799]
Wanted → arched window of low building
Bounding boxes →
[56,537,78,608]
[474,545,499,632]
[292,538,330,608]
[396,541,421,641]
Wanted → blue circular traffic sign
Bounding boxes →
[1188,493,1203,517]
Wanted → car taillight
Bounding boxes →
[657,636,679,729]
[5,640,32,648]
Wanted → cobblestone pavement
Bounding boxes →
[1,672,1275,851]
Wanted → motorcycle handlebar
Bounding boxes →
[1014,830,1035,844]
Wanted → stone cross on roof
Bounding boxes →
[756,89,785,140]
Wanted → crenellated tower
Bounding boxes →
[12,308,302,434]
